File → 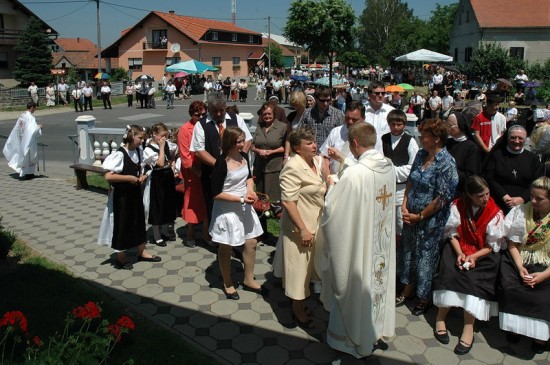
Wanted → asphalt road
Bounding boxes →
[0,87,276,175]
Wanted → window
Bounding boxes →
[465,47,473,62]
[466,11,470,23]
[212,31,218,41]
[165,57,180,66]
[232,34,238,42]
[249,35,254,43]
[151,29,167,48]
[0,52,7,68]
[510,47,525,60]
[212,57,221,66]
[129,58,143,70]
[232,57,240,66]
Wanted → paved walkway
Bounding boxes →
[0,163,547,365]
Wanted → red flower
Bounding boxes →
[72,302,101,320]
[116,316,135,331]
[32,336,43,347]
[107,324,122,343]
[0,311,28,333]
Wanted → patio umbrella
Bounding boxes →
[165,60,218,74]
[135,74,154,83]
[524,81,541,88]
[386,85,405,92]
[307,63,324,69]
[497,78,512,87]
[174,71,189,78]
[397,83,415,91]
[395,49,453,62]
[313,76,348,87]
[355,79,370,86]
[94,72,110,79]
[290,75,308,82]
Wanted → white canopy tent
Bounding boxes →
[395,49,453,62]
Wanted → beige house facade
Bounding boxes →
[450,0,550,64]
[102,11,264,81]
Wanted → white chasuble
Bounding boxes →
[319,149,396,358]
[3,111,41,176]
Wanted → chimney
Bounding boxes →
[77,37,80,42]
[169,10,175,14]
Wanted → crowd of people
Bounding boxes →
[9,68,550,359]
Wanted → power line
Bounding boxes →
[22,1,87,3]
[101,2,142,21]
[45,1,91,21]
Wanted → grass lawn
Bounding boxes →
[0,217,218,365]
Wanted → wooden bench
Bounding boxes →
[69,164,106,190]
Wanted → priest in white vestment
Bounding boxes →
[3,102,42,179]
[319,122,396,358]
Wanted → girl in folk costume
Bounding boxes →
[499,176,550,354]
[210,126,264,300]
[97,125,161,270]
[143,123,178,247]
[432,176,506,355]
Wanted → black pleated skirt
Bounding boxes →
[148,167,177,225]
[433,242,501,301]
[498,251,550,322]
[112,183,146,250]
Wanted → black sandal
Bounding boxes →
[115,260,133,270]
[454,338,474,355]
[434,328,450,344]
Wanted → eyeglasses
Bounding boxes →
[318,98,331,103]
[372,91,385,95]
[194,112,207,117]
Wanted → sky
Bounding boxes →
[22,0,456,47]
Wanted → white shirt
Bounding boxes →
[429,96,442,109]
[442,95,454,110]
[147,87,156,95]
[190,113,252,153]
[58,83,68,92]
[364,103,394,153]
[165,84,176,93]
[319,125,355,174]
[82,86,93,97]
[71,88,82,99]
[433,74,443,85]
[203,81,213,91]
[101,86,111,94]
[27,85,38,95]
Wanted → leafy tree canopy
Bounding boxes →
[338,51,368,69]
[285,0,355,61]
[468,42,522,81]
[265,42,284,68]
[14,17,53,87]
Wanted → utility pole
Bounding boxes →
[267,16,271,78]
[96,0,102,74]
[231,0,236,24]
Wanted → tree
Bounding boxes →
[420,3,459,54]
[469,42,521,81]
[285,0,356,88]
[14,17,53,87]
[265,42,284,69]
[110,67,129,81]
[358,0,413,64]
[338,51,368,70]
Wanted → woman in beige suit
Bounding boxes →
[280,127,326,329]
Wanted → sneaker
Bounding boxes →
[185,239,196,248]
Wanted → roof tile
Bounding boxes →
[471,0,550,28]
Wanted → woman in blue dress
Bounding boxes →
[397,118,459,315]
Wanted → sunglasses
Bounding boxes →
[372,91,385,95]
[194,112,207,117]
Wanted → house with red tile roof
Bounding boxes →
[450,0,550,63]
[0,0,58,82]
[51,38,118,81]
[101,10,265,81]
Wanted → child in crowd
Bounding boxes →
[381,110,419,246]
[97,124,161,270]
[143,123,178,246]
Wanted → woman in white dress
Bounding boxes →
[432,176,505,354]
[499,176,550,354]
[210,126,265,300]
